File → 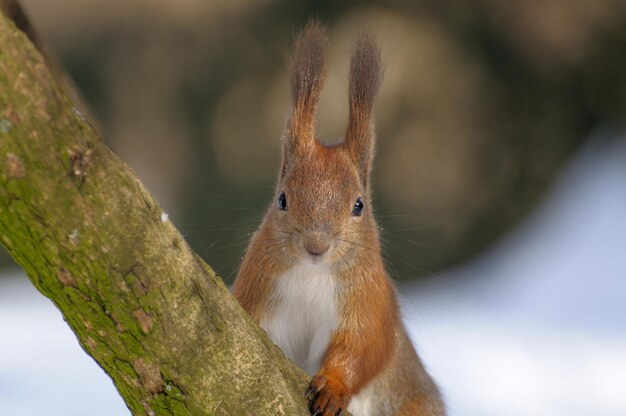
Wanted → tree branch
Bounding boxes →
[0,5,311,415]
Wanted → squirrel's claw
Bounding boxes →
[307,374,348,416]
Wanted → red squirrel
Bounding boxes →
[232,22,445,416]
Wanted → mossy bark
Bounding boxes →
[0,6,312,415]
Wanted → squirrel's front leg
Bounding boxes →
[307,296,396,416]
[307,370,349,416]
[307,330,355,415]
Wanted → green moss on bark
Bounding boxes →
[0,7,311,416]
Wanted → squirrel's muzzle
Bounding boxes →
[303,234,332,257]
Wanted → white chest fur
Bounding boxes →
[260,263,339,376]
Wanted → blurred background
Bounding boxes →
[0,0,625,415]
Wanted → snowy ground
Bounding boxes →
[404,136,626,416]
[1,135,625,415]
[0,277,128,415]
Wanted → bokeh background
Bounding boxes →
[1,1,625,415]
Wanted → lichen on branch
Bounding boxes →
[0,5,310,415]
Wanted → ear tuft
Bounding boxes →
[344,31,383,187]
[349,31,382,121]
[289,20,328,110]
[283,20,328,164]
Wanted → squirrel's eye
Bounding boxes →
[352,197,364,216]
[277,192,287,210]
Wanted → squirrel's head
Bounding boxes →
[263,21,383,268]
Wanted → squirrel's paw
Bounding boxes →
[307,374,349,416]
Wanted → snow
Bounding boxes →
[0,278,128,415]
[1,134,625,415]
[404,136,626,416]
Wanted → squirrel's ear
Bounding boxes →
[342,31,382,187]
[281,20,328,176]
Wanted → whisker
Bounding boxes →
[204,190,250,209]
[382,232,433,249]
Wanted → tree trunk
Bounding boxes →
[0,4,312,415]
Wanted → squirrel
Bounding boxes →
[232,21,445,416]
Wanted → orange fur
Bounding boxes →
[323,257,397,394]
[232,22,445,416]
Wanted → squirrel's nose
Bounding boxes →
[303,236,331,257]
